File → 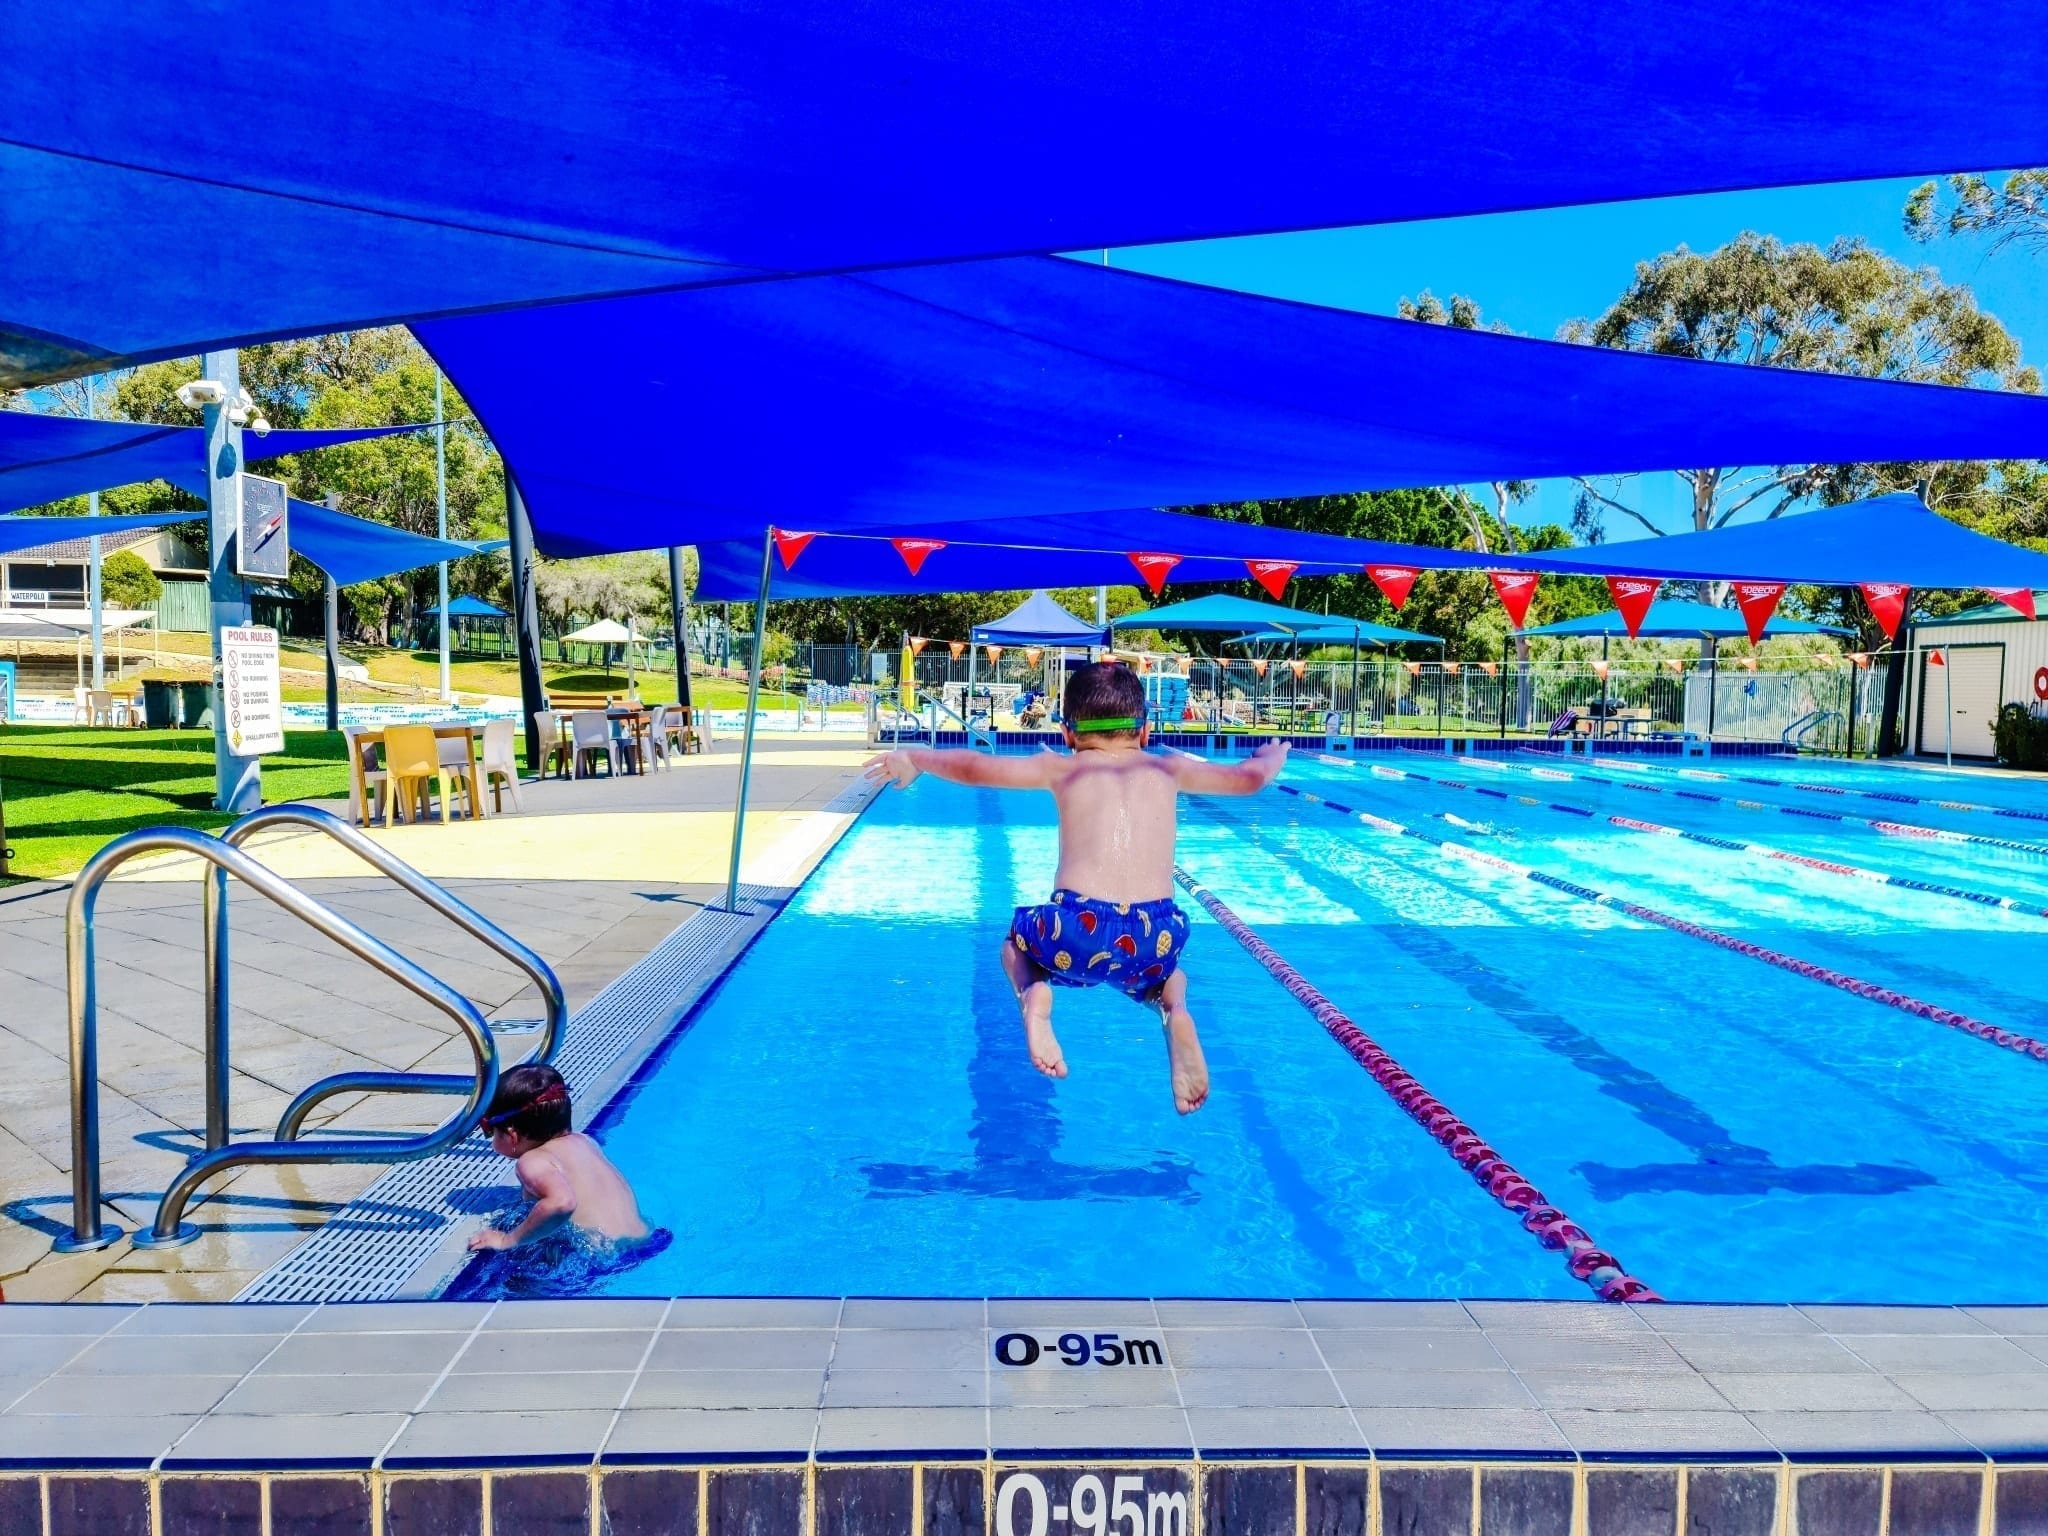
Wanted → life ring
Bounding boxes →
[2034,666,2048,701]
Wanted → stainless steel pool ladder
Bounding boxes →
[56,804,562,1253]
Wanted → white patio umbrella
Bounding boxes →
[563,617,636,688]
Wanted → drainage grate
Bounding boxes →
[240,889,773,1302]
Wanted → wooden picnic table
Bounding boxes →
[345,721,485,825]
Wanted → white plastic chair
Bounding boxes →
[436,730,484,818]
[571,711,619,778]
[481,718,523,812]
[73,686,92,723]
[88,689,116,727]
[646,705,684,770]
[344,727,389,825]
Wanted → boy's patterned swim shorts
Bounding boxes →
[1009,888,1191,1003]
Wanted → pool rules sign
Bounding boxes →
[221,626,286,755]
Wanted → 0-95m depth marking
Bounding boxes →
[998,1473,1188,1536]
[993,1331,1163,1367]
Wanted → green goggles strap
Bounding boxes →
[1072,716,1141,733]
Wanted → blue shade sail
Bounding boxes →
[1514,600,1852,640]
[690,507,1513,602]
[9,0,2048,384]
[1539,495,2048,589]
[0,500,477,587]
[1227,621,1442,648]
[970,591,1108,647]
[0,414,430,515]
[423,259,2048,559]
[1108,594,1363,634]
[424,595,508,618]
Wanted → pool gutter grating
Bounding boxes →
[238,885,780,1303]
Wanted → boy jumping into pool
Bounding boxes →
[864,661,1287,1114]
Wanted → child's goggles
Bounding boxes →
[479,1080,569,1130]
[1071,716,1140,733]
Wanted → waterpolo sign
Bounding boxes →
[221,626,285,755]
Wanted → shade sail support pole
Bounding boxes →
[86,373,104,691]
[724,529,773,913]
[504,468,546,769]
[435,371,450,703]
[324,574,340,732]
[205,350,259,813]
[668,547,694,711]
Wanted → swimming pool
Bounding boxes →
[576,747,2048,1304]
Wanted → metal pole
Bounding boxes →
[1349,644,1359,736]
[324,573,340,732]
[503,468,547,769]
[86,374,104,690]
[1943,648,1954,769]
[668,546,694,711]
[967,638,979,746]
[202,863,232,1150]
[724,529,774,913]
[1600,634,1611,741]
[204,349,260,812]
[1499,635,1509,738]
[435,371,451,703]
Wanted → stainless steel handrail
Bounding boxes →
[55,827,500,1253]
[210,805,566,1142]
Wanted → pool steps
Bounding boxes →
[1270,782,2048,1070]
[1172,868,1658,1304]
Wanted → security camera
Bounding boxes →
[248,414,272,437]
[176,380,226,409]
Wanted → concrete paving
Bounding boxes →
[0,735,876,1303]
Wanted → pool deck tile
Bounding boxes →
[217,1372,441,1416]
[159,1411,409,1470]
[1704,1372,1924,1413]
[1153,1299,1306,1328]
[0,1304,140,1336]
[838,1298,983,1330]
[813,1407,990,1461]
[1797,1306,1994,1335]
[1313,1329,1512,1372]
[986,1299,1159,1329]
[1333,1368,1535,1410]
[1186,1405,1368,1456]
[451,1328,652,1374]
[0,1414,202,1470]
[1296,1300,1477,1330]
[5,1372,243,1416]
[296,1300,494,1333]
[482,1297,672,1331]
[1483,1331,1691,1374]
[1660,1334,1874,1375]
[423,1370,636,1412]
[830,1329,986,1372]
[1961,1308,2048,1336]
[1935,1411,2048,1459]
[1349,1406,1575,1460]
[1893,1373,2048,1412]
[1633,1304,1823,1335]
[1163,1327,1337,1370]
[603,1408,820,1463]
[663,1297,845,1329]
[1549,1410,1780,1462]
[1175,1367,1347,1408]
[255,1329,472,1376]
[1746,1410,1984,1461]
[988,1405,1194,1457]
[628,1369,828,1411]
[821,1369,987,1408]
[1512,1369,1733,1413]
[987,1368,1182,1409]
[381,1407,615,1468]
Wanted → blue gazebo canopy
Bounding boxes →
[425,595,507,618]
[1227,619,1443,648]
[1515,599,1852,640]
[970,591,1106,648]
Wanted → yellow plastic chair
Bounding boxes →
[382,724,456,826]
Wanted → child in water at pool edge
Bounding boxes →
[469,1064,659,1260]
[864,661,1288,1114]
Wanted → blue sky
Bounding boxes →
[1103,175,2045,542]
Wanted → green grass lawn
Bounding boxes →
[0,727,368,882]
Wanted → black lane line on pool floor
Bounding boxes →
[1271,780,2048,1070]
[1168,866,1660,1303]
[1199,797,1931,1204]
[1547,752,2048,825]
[1341,754,2048,924]
[1482,750,2048,862]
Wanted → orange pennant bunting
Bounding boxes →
[1127,551,1182,596]
[1251,658,1269,676]
[1289,658,1307,677]
[1605,576,1661,639]
[1488,571,1540,629]
[1025,647,1043,665]
[984,644,1003,663]
[908,636,929,654]
[1246,560,1298,599]
[1403,661,1423,676]
[1479,661,1499,676]
[948,640,966,660]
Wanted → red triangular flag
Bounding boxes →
[1731,581,1786,643]
[1127,551,1182,596]
[1488,571,1540,629]
[890,537,946,576]
[1988,587,2038,620]
[1860,582,1911,641]
[771,529,816,569]
[1605,576,1661,639]
[1246,560,1298,600]
[1927,648,1946,667]
[1367,564,1421,610]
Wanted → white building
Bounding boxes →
[1908,594,2048,759]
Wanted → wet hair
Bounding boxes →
[1062,662,1146,742]
[482,1063,573,1143]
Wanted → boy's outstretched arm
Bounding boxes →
[1170,741,1289,796]
[864,746,1060,791]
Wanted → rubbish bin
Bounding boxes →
[139,679,179,729]
[178,681,216,731]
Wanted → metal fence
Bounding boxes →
[821,644,1896,751]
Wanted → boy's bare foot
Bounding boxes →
[1158,973,1209,1113]
[1002,941,1067,1079]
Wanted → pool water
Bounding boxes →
[580,749,2048,1302]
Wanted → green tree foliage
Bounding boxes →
[99,549,163,609]
[1563,233,2040,538]
[1906,172,2048,257]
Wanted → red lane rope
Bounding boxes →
[1172,865,1661,1304]
[1272,781,2048,1069]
